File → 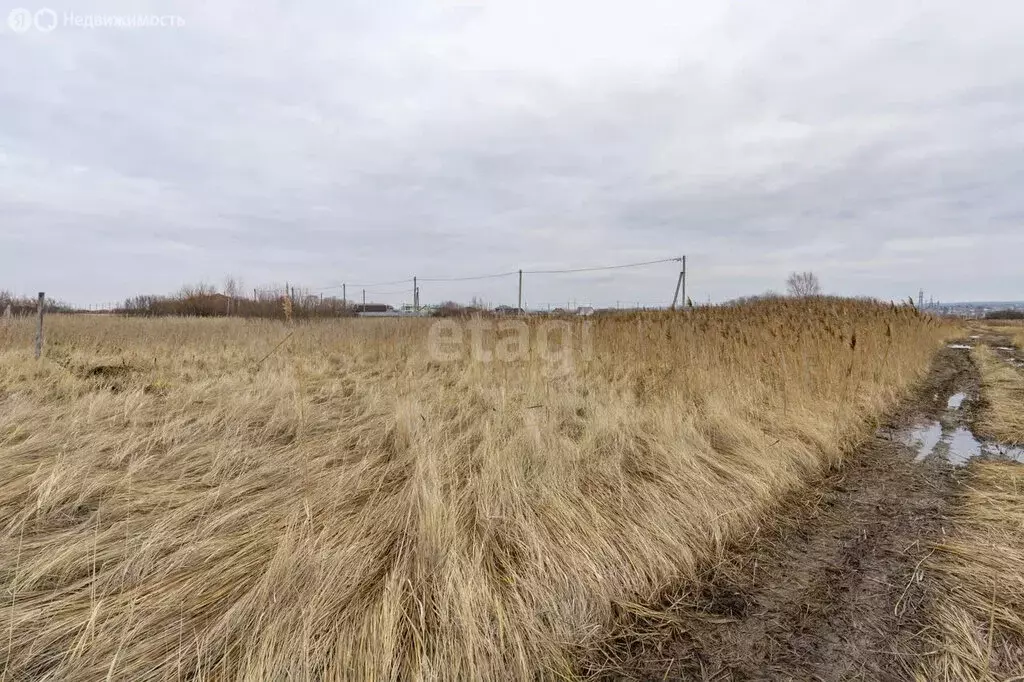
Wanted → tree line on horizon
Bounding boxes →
[5,271,877,321]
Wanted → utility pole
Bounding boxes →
[35,292,44,359]
[342,283,347,311]
[517,269,523,314]
[681,255,687,307]
[362,288,366,312]
[413,276,418,311]
[671,270,683,310]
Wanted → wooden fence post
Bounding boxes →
[35,292,45,359]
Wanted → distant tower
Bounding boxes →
[919,289,924,309]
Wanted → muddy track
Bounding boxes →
[971,326,1024,372]
[608,344,980,681]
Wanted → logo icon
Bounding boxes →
[7,7,33,32]
[33,7,56,31]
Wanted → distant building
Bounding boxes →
[493,305,524,316]
[357,305,431,317]
[353,304,392,314]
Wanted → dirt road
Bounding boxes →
[599,344,984,681]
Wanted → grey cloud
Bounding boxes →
[1,0,1023,306]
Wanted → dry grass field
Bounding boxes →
[998,320,1024,349]
[924,462,1024,681]
[1011,323,1024,350]
[0,299,949,680]
[977,319,1024,352]
[972,344,1024,445]
[921,335,1024,681]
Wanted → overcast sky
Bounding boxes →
[2,1,1023,308]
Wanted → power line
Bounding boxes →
[349,279,411,288]
[315,278,409,291]
[417,270,520,280]
[523,256,682,275]
[313,256,680,291]
[314,286,412,296]
[359,288,414,296]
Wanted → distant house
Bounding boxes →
[493,305,524,316]
[576,306,595,317]
[353,304,392,314]
[356,304,434,317]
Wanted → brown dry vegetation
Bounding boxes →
[972,344,1024,445]
[977,319,1024,351]
[920,341,1024,681]
[923,460,1024,681]
[0,299,949,680]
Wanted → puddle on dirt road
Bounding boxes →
[947,344,972,350]
[991,443,1024,461]
[904,422,1024,465]
[947,427,982,466]
[903,389,1024,465]
[995,346,1017,352]
[906,422,943,462]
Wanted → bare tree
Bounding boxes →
[223,276,242,315]
[223,276,243,299]
[786,271,821,297]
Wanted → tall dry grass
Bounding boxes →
[972,345,1024,444]
[0,299,948,680]
[921,343,1024,681]
[923,461,1024,681]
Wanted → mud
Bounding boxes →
[597,344,981,681]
